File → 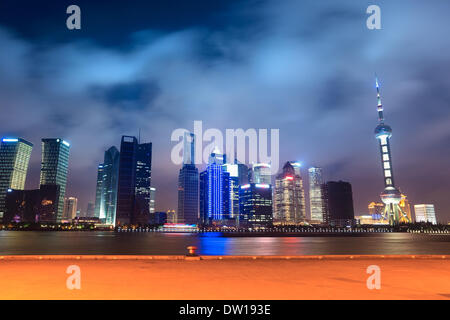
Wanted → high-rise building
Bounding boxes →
[94,146,120,225]
[116,136,152,225]
[239,183,273,228]
[134,141,152,224]
[414,204,437,225]
[273,162,306,225]
[150,187,156,214]
[94,164,104,218]
[323,181,355,227]
[177,132,199,225]
[199,148,231,225]
[178,165,199,224]
[373,78,410,225]
[63,197,78,221]
[0,137,33,220]
[251,163,271,184]
[308,167,326,223]
[40,138,70,222]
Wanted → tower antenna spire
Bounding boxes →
[375,75,384,124]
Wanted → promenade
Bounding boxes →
[0,255,449,300]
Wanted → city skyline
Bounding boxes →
[1,1,450,221]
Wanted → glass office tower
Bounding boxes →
[40,138,70,223]
[308,166,326,223]
[94,146,120,225]
[0,137,33,220]
[116,136,152,226]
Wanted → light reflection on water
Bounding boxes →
[0,231,449,255]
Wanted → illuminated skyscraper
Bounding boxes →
[0,137,33,220]
[308,166,326,223]
[223,159,249,222]
[116,136,152,225]
[94,164,105,218]
[94,146,120,225]
[414,204,437,225]
[177,132,199,224]
[273,162,306,225]
[40,138,70,222]
[239,183,273,228]
[199,148,231,225]
[373,78,410,225]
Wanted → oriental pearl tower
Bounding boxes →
[374,78,411,225]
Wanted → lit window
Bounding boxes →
[384,170,391,177]
[382,146,388,153]
[383,162,390,169]
[383,154,389,161]
[386,178,392,185]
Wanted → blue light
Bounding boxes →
[62,140,70,147]
[2,138,18,143]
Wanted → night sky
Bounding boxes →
[1,0,449,222]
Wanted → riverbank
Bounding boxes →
[0,255,449,299]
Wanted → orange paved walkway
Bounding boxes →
[0,256,449,300]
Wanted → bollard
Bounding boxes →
[186,246,198,256]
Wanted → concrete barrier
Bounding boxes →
[0,254,447,261]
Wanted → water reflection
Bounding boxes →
[0,231,448,255]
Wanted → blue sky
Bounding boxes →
[1,0,449,221]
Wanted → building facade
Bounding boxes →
[414,204,437,225]
[0,137,33,220]
[116,136,152,226]
[239,183,273,228]
[94,146,120,225]
[251,163,271,184]
[63,197,78,222]
[323,180,355,227]
[273,162,306,225]
[177,132,199,225]
[40,138,70,222]
[199,149,231,225]
[308,166,326,223]
[4,185,60,223]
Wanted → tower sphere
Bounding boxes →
[374,124,392,139]
[380,186,402,205]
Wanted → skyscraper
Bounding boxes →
[323,181,355,227]
[374,78,410,225]
[308,166,326,223]
[273,162,306,225]
[40,138,70,222]
[116,136,152,225]
[223,159,249,222]
[134,141,152,224]
[0,137,33,220]
[94,164,105,218]
[239,183,273,228]
[177,132,199,225]
[414,204,437,225]
[199,148,231,225]
[63,197,78,221]
[95,146,120,225]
